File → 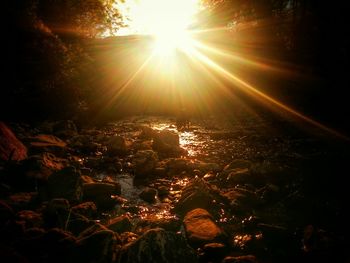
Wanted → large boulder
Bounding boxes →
[183,208,225,247]
[118,228,197,263]
[0,122,27,161]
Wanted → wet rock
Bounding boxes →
[0,246,29,263]
[0,122,27,161]
[52,120,78,138]
[76,230,118,263]
[201,243,227,263]
[139,187,157,203]
[183,208,225,247]
[223,188,260,215]
[83,182,121,209]
[166,158,191,175]
[119,232,138,245]
[107,215,133,233]
[81,175,95,184]
[102,176,122,194]
[153,130,185,157]
[47,166,83,202]
[77,222,109,239]
[71,202,97,219]
[158,185,169,197]
[17,210,43,229]
[133,150,158,179]
[140,126,156,139]
[118,228,197,263]
[107,135,128,155]
[174,178,225,216]
[222,255,258,263]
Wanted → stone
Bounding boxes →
[183,208,225,247]
[157,186,169,197]
[16,210,43,229]
[119,232,138,245]
[118,228,197,263]
[0,200,15,225]
[83,182,121,209]
[47,166,83,202]
[201,243,227,263]
[107,135,128,155]
[76,230,118,263]
[152,130,185,157]
[133,150,158,179]
[43,198,70,228]
[71,202,97,219]
[140,126,156,139]
[0,122,27,161]
[139,187,157,203]
[222,255,258,263]
[107,215,133,233]
[52,120,78,138]
[29,134,66,153]
[224,159,252,171]
[174,178,225,216]
[24,152,68,180]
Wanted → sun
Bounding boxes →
[120,0,199,55]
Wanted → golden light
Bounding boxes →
[119,0,199,55]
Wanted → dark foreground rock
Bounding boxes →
[118,228,198,263]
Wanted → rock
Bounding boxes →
[166,158,191,175]
[107,135,128,155]
[107,215,133,233]
[140,126,156,139]
[52,120,78,138]
[0,246,29,263]
[118,228,197,263]
[222,255,258,263]
[71,202,97,219]
[66,214,94,236]
[47,166,83,202]
[16,210,43,229]
[29,134,66,154]
[158,186,169,197]
[43,198,70,228]
[6,192,36,211]
[76,230,118,263]
[224,159,252,171]
[174,178,225,216]
[133,150,158,179]
[0,122,27,161]
[153,130,185,157]
[119,232,138,245]
[83,182,121,209]
[139,187,157,203]
[225,168,250,185]
[0,200,15,225]
[183,208,225,247]
[201,243,227,263]
[24,152,68,180]
[223,188,260,215]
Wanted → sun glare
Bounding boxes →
[120,0,199,55]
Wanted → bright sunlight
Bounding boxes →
[119,0,199,55]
